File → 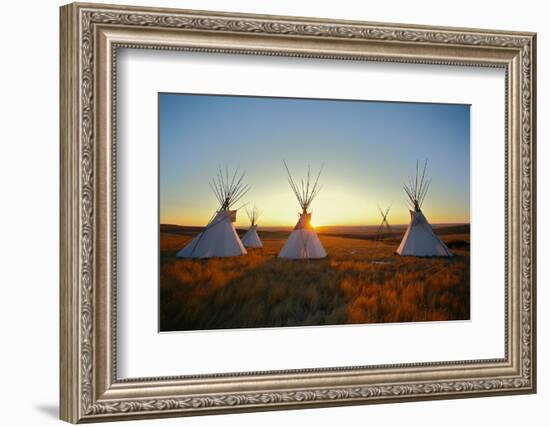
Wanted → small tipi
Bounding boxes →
[376,205,392,239]
[241,205,263,249]
[278,161,327,260]
[396,160,453,257]
[176,167,249,259]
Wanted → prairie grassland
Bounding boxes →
[159,226,470,331]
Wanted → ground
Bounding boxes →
[159,225,470,332]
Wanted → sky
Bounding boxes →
[159,93,470,228]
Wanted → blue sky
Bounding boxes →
[159,93,470,227]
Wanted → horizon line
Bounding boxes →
[161,222,471,228]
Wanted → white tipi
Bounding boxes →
[278,161,327,260]
[396,160,453,257]
[176,167,249,259]
[241,205,263,249]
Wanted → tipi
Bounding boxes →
[396,160,453,257]
[278,161,327,259]
[176,167,249,259]
[241,205,263,249]
[376,205,392,239]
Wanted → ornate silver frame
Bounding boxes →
[60,2,537,423]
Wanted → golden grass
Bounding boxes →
[160,231,470,331]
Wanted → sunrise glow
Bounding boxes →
[159,94,470,228]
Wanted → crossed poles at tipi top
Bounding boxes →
[376,205,392,236]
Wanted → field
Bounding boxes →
[159,224,470,332]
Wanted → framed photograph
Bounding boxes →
[60,2,537,423]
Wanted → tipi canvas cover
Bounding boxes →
[396,210,452,256]
[278,211,327,259]
[241,225,262,248]
[278,162,327,260]
[176,167,249,259]
[396,160,452,257]
[241,205,263,249]
[176,210,247,258]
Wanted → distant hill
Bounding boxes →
[317,224,469,242]
[160,224,290,239]
[160,224,205,235]
[160,223,469,242]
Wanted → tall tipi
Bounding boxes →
[278,161,327,260]
[176,167,249,259]
[241,205,263,249]
[396,160,453,257]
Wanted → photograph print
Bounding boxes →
[159,93,470,332]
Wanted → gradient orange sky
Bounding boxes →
[159,94,470,228]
